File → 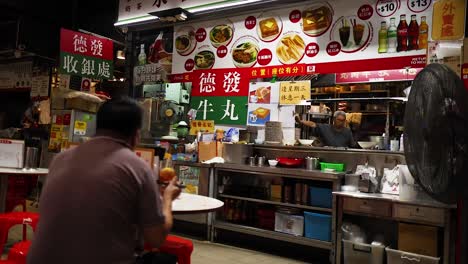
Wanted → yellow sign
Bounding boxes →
[73,121,87,135]
[279,81,311,105]
[134,148,155,169]
[189,120,215,135]
[432,0,466,40]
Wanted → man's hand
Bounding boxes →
[163,177,182,201]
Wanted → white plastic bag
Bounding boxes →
[381,166,400,195]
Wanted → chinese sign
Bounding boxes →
[336,68,423,84]
[190,96,247,125]
[59,28,114,79]
[189,120,215,135]
[191,68,249,97]
[432,0,465,40]
[172,0,435,74]
[279,81,311,105]
[134,64,161,85]
[178,166,200,194]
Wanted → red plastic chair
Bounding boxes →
[145,235,193,264]
[0,212,39,253]
[7,241,31,264]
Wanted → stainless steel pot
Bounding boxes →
[305,157,320,171]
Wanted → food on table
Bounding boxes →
[259,17,279,38]
[210,25,233,45]
[232,42,259,67]
[160,167,176,182]
[302,6,331,32]
[175,35,191,53]
[276,34,305,63]
[253,107,270,119]
[195,50,215,69]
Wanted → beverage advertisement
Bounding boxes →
[172,0,433,74]
[247,82,280,126]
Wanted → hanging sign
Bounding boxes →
[279,81,311,105]
[336,68,423,83]
[59,28,114,79]
[189,120,215,135]
[431,0,465,40]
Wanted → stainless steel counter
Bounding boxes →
[333,191,455,209]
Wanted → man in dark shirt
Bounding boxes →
[28,97,181,264]
[296,110,355,148]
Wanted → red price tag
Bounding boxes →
[289,10,302,23]
[408,0,431,13]
[245,16,257,30]
[326,41,341,56]
[185,59,195,71]
[195,28,207,42]
[257,49,273,66]
[358,4,374,20]
[217,46,228,58]
[305,42,320,57]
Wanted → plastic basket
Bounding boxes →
[320,162,345,172]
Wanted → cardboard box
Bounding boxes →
[398,223,438,257]
[198,141,217,162]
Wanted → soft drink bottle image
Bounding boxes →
[378,21,388,53]
[397,14,408,52]
[387,18,397,53]
[408,15,419,50]
[418,16,428,50]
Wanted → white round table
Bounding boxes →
[172,193,224,214]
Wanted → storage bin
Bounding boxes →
[274,212,304,236]
[309,186,332,208]
[320,162,345,172]
[386,248,440,264]
[304,212,331,241]
[343,240,385,264]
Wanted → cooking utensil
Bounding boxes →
[305,157,320,170]
[257,156,266,167]
[276,157,304,168]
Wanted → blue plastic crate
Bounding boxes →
[309,186,332,208]
[304,212,331,241]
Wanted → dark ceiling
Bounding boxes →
[0,0,123,61]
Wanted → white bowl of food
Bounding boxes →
[232,42,259,68]
[358,141,378,149]
[282,139,296,146]
[298,139,314,146]
[268,160,278,167]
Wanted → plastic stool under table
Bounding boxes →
[145,235,194,264]
[7,240,31,264]
[0,212,39,252]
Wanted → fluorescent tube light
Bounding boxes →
[188,0,264,13]
[114,16,159,26]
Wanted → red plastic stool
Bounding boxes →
[8,241,31,264]
[159,235,193,264]
[0,260,18,264]
[144,235,193,264]
[0,212,39,253]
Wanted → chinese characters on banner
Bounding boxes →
[432,0,465,40]
[190,68,248,125]
[336,68,423,84]
[189,120,215,135]
[59,28,114,79]
[279,81,311,105]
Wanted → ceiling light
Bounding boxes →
[114,16,159,26]
[188,0,264,13]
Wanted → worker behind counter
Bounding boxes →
[295,110,356,148]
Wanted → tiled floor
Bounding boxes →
[3,227,309,263]
[190,239,308,264]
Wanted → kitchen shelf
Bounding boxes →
[214,221,332,250]
[218,194,332,213]
[338,90,389,94]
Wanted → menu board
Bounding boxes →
[247,82,280,126]
[172,0,433,74]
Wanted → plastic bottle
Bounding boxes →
[138,44,147,65]
[387,18,397,53]
[399,134,404,151]
[378,21,388,53]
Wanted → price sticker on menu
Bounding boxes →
[408,0,432,12]
[376,0,399,17]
